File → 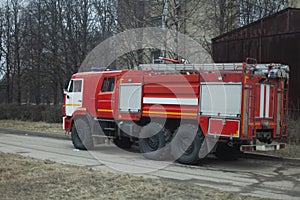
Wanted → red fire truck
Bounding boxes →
[62,59,289,164]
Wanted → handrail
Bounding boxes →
[139,63,244,71]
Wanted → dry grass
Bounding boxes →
[0,152,260,200]
[0,120,64,134]
[287,116,300,144]
[264,144,300,158]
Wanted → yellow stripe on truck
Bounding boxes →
[97,109,113,113]
[66,104,81,107]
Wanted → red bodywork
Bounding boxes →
[63,62,289,143]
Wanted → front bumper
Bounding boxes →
[63,116,72,132]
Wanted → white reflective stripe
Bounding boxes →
[265,85,270,118]
[260,85,265,117]
[143,97,198,106]
[276,92,281,135]
[63,116,66,129]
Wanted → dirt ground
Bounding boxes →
[0,152,261,200]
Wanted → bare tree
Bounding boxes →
[11,0,21,104]
[21,0,46,104]
[0,7,3,79]
[4,0,13,103]
[0,0,289,105]
[92,0,117,41]
[116,0,147,67]
[238,0,287,26]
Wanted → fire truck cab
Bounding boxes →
[62,60,289,164]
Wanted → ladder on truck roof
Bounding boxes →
[139,63,244,71]
[139,63,290,79]
[138,57,289,78]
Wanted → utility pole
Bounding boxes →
[161,0,168,62]
[174,0,180,60]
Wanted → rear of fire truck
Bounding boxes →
[196,62,289,161]
[238,63,289,152]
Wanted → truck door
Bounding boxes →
[97,76,116,119]
[65,79,83,116]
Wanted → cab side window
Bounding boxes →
[101,77,115,92]
[68,80,82,93]
[74,80,82,92]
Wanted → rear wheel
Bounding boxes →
[171,124,204,164]
[71,118,94,150]
[139,122,170,160]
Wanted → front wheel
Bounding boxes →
[171,124,204,164]
[71,118,94,150]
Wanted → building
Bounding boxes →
[117,0,212,65]
[212,8,300,109]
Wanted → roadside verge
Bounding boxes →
[0,128,71,140]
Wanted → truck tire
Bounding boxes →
[171,124,203,164]
[215,142,241,161]
[113,137,133,149]
[139,122,170,160]
[71,118,94,150]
